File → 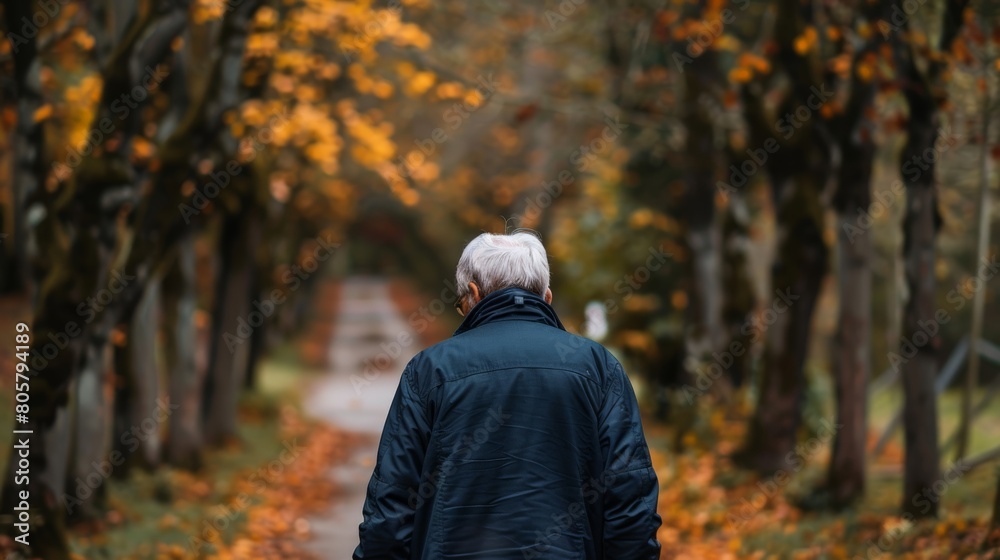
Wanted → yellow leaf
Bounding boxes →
[33,104,53,123]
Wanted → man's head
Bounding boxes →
[455,231,553,316]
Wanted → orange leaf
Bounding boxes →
[728,67,753,84]
[793,35,811,55]
[33,104,53,123]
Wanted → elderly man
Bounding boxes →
[354,232,661,559]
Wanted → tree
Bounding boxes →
[823,0,892,507]
[891,0,970,518]
[737,0,832,473]
[678,1,725,392]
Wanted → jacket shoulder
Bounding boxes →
[404,327,623,394]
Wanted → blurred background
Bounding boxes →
[0,0,999,557]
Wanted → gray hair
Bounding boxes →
[456,231,550,300]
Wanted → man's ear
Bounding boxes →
[544,288,552,304]
[469,282,481,303]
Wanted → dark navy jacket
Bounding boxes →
[354,287,661,559]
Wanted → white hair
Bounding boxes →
[456,231,550,300]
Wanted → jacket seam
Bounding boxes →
[426,365,603,392]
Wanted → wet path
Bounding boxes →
[301,277,420,557]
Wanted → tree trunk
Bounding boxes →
[889,0,968,520]
[742,174,828,472]
[898,159,943,518]
[736,0,832,473]
[825,18,884,503]
[681,47,723,378]
[203,206,261,445]
[828,211,871,504]
[986,471,1000,552]
[126,276,167,469]
[39,403,72,508]
[2,0,45,295]
[163,232,204,468]
[70,334,113,521]
[991,468,1000,530]
[720,192,755,388]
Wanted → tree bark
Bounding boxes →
[824,10,886,503]
[742,174,828,472]
[890,0,969,518]
[898,144,943,518]
[126,276,166,469]
[70,334,113,521]
[0,3,69,556]
[738,0,832,473]
[203,206,261,445]
[2,0,45,295]
[163,231,204,469]
[986,471,1000,552]
[681,43,723,379]
[992,468,1000,529]
[720,193,755,388]
[828,212,871,504]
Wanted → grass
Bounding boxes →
[69,344,307,559]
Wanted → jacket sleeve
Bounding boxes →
[354,364,431,560]
[597,359,662,559]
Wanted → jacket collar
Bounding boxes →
[454,287,565,335]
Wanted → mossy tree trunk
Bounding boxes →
[1,0,186,553]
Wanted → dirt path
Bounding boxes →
[300,276,421,557]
